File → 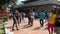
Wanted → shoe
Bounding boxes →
[17,29,19,30]
[29,25,32,27]
[28,24,30,25]
[42,25,43,27]
[12,29,15,30]
[31,25,33,26]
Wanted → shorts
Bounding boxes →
[48,23,55,31]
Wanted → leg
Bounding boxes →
[12,23,14,29]
[23,18,25,23]
[28,18,31,25]
[31,19,33,26]
[41,20,44,27]
[18,19,20,26]
[15,22,19,30]
[20,18,21,23]
[22,17,25,23]
[51,24,55,34]
[48,23,51,34]
[17,18,20,26]
[12,20,16,30]
[40,20,42,27]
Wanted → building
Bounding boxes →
[19,0,60,13]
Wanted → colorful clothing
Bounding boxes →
[48,14,56,24]
[48,23,55,31]
[39,12,45,20]
[48,14,56,32]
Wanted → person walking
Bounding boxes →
[45,11,50,23]
[39,10,45,27]
[21,12,25,23]
[48,10,56,34]
[12,10,20,30]
[28,10,34,27]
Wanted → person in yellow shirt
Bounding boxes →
[48,10,56,34]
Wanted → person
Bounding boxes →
[19,13,22,23]
[39,10,45,27]
[55,12,60,34]
[12,10,20,30]
[28,10,34,27]
[21,12,25,23]
[48,10,56,34]
[45,11,50,23]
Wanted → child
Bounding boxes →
[48,10,56,34]
[55,12,60,34]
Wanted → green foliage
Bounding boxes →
[0,25,5,34]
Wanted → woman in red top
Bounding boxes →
[12,10,21,30]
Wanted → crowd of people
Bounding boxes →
[0,6,60,34]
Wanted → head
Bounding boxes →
[41,10,44,12]
[30,10,33,13]
[50,10,55,14]
[15,10,19,13]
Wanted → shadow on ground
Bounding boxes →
[33,27,40,30]
[8,26,12,29]
[22,24,31,29]
[43,27,47,30]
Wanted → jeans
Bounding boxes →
[40,19,44,27]
[12,19,18,29]
[28,18,34,26]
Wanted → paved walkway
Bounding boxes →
[7,18,56,34]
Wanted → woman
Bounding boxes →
[48,10,56,34]
[12,10,21,30]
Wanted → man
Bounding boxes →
[28,10,34,27]
[39,10,45,27]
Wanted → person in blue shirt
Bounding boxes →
[39,10,45,27]
[21,12,25,23]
